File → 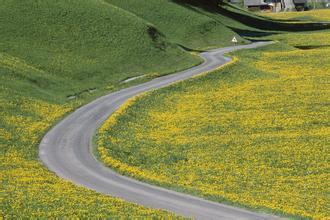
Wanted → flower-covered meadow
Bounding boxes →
[97,31,330,219]
[2,1,330,217]
[0,0,204,217]
[0,92,180,218]
[0,42,183,217]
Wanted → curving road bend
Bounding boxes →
[39,42,280,220]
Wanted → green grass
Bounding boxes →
[219,2,330,31]
[107,0,248,49]
[259,9,330,22]
[1,0,329,218]
[0,0,202,218]
[0,0,203,103]
[96,30,330,219]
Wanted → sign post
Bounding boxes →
[232,36,238,44]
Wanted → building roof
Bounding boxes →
[244,0,269,6]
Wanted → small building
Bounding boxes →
[268,2,283,11]
[244,0,271,10]
[244,0,315,11]
[243,0,329,11]
[244,0,283,11]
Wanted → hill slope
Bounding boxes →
[107,0,246,49]
[1,0,329,218]
[0,0,201,102]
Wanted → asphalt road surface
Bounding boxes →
[39,42,281,219]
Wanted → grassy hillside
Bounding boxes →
[97,30,330,219]
[0,0,202,103]
[259,9,330,22]
[107,0,247,49]
[174,1,330,31]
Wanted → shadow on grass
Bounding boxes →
[177,44,206,52]
[171,0,330,31]
[229,27,278,37]
[294,45,330,49]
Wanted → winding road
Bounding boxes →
[39,42,280,219]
